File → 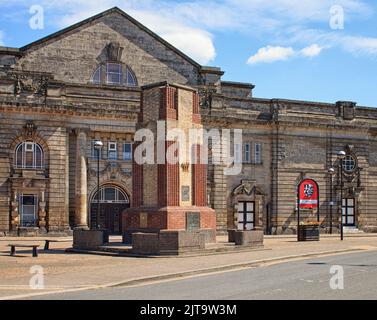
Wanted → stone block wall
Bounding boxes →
[16,11,199,87]
[0,113,70,234]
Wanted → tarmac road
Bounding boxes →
[26,250,377,300]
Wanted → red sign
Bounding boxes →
[298,179,319,209]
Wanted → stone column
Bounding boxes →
[74,130,89,229]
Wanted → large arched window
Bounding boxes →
[15,141,44,169]
[91,63,138,87]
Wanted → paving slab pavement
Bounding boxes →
[0,235,377,300]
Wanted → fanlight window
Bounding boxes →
[92,66,102,84]
[15,142,44,169]
[91,63,137,87]
[125,67,137,86]
[92,186,130,204]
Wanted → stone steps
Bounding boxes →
[343,227,364,234]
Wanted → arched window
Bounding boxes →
[91,63,138,87]
[15,142,44,169]
[92,186,130,204]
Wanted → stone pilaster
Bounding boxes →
[38,190,47,232]
[10,192,19,231]
[211,144,227,234]
[74,130,89,229]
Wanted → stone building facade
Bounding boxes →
[1,7,377,236]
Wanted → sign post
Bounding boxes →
[297,179,320,240]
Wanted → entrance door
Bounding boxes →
[342,198,356,226]
[19,194,38,227]
[90,186,130,234]
[237,201,255,231]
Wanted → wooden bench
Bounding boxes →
[8,244,40,257]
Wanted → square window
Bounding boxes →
[108,142,118,160]
[254,143,262,164]
[25,142,34,152]
[244,143,251,163]
[123,143,132,161]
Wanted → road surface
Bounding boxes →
[26,250,377,300]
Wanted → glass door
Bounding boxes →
[19,194,38,227]
[342,198,356,226]
[237,201,255,231]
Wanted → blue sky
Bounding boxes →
[0,0,376,106]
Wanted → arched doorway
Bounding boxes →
[90,185,130,235]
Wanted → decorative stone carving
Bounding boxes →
[8,70,51,97]
[106,42,124,62]
[89,162,132,180]
[233,179,264,197]
[337,101,356,120]
[181,162,189,172]
[199,87,216,109]
[22,121,38,139]
[271,100,280,122]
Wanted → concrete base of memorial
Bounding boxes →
[131,230,212,256]
[123,206,217,245]
[73,229,107,250]
[232,229,264,247]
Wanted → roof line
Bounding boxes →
[19,7,202,68]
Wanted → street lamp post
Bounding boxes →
[328,167,335,235]
[94,140,103,231]
[337,151,346,241]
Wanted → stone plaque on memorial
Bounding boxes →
[181,186,190,202]
[186,212,200,231]
[140,212,148,228]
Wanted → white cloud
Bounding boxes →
[0,0,374,63]
[342,36,377,56]
[43,1,216,65]
[300,44,324,57]
[290,28,377,58]
[0,31,4,46]
[247,46,295,64]
[123,10,216,65]
[247,44,326,64]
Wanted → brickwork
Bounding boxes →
[192,144,207,207]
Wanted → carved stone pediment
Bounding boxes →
[233,179,264,196]
[89,162,132,180]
